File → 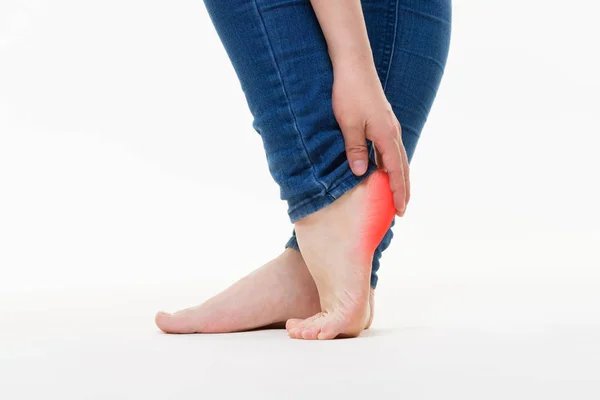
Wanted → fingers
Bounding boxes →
[399,134,411,209]
[340,121,369,176]
[395,122,410,215]
[372,124,407,216]
[339,110,410,216]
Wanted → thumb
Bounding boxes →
[341,123,369,176]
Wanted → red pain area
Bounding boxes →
[362,170,396,255]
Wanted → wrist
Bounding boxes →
[332,53,380,85]
[330,48,375,71]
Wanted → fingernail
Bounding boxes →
[352,160,367,175]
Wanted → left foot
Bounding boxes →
[155,248,320,333]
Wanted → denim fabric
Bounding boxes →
[202,0,451,288]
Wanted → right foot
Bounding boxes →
[288,170,395,340]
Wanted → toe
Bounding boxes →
[285,318,303,331]
[155,311,174,333]
[290,313,326,340]
[317,330,337,340]
[289,327,305,339]
[285,312,337,340]
[301,327,320,340]
[290,320,313,339]
[286,320,302,338]
[286,314,320,338]
[155,308,204,334]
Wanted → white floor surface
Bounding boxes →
[1,236,598,400]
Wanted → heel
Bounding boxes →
[362,170,395,254]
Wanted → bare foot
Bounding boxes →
[287,170,395,340]
[155,248,321,333]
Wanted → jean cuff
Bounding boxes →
[287,161,378,223]
[285,235,300,252]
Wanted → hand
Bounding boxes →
[332,63,410,216]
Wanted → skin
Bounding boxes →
[156,249,322,334]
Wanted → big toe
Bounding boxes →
[155,309,204,334]
[155,311,179,333]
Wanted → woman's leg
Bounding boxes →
[156,0,451,335]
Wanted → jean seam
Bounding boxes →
[374,1,394,83]
[252,0,330,197]
[382,0,400,91]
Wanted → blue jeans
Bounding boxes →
[203,0,451,288]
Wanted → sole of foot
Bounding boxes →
[288,170,394,340]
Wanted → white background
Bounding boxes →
[1,0,599,399]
